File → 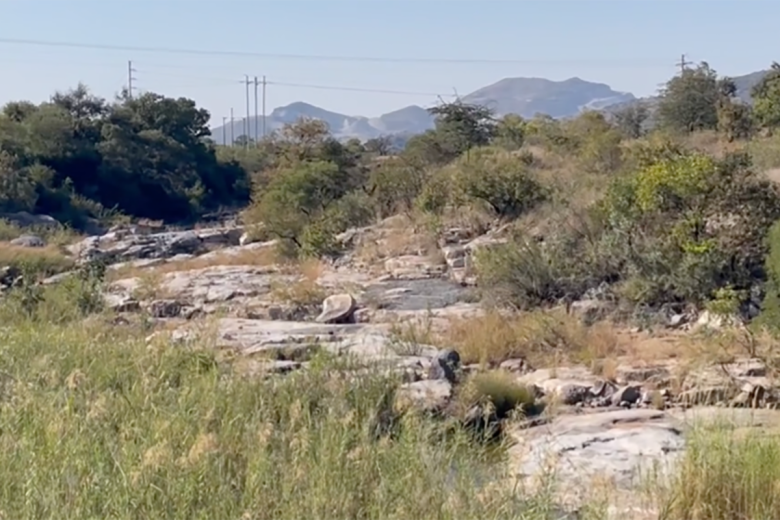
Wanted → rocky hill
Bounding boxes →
[210,70,772,145]
[209,76,636,144]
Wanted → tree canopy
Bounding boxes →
[0,84,250,227]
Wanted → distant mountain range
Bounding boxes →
[209,70,770,145]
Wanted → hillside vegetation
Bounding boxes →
[6,60,780,519]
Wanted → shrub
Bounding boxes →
[246,160,358,257]
[451,147,548,219]
[598,149,780,309]
[473,237,572,309]
[368,159,427,218]
[753,219,780,333]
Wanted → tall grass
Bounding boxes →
[657,421,780,520]
[0,282,587,519]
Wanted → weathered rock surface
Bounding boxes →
[507,407,780,518]
[68,226,244,264]
[10,234,45,247]
[316,293,357,323]
[509,409,684,491]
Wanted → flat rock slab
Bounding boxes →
[183,318,439,362]
[509,406,780,503]
[508,409,685,491]
[361,278,472,312]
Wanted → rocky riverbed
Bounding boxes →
[9,217,780,518]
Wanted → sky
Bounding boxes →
[0,0,777,126]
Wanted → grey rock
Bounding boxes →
[316,293,357,324]
[395,379,453,413]
[499,358,531,373]
[10,234,45,248]
[558,383,592,405]
[147,299,183,318]
[611,385,642,406]
[508,409,685,491]
[428,348,461,383]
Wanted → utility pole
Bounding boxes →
[127,60,137,99]
[678,53,692,74]
[262,75,267,138]
[222,116,227,146]
[244,75,251,149]
[230,108,234,147]
[253,76,259,146]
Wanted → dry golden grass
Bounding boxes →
[353,214,442,267]
[0,242,74,276]
[268,259,328,308]
[429,307,764,374]
[435,309,623,368]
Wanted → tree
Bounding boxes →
[365,136,393,156]
[612,103,649,139]
[428,100,496,151]
[248,160,356,255]
[0,84,249,226]
[493,114,526,150]
[657,62,721,133]
[716,78,753,141]
[751,62,780,133]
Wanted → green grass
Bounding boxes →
[0,283,595,520]
[11,280,780,520]
[656,422,780,520]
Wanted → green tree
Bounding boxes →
[0,84,249,226]
[657,62,721,133]
[493,114,526,151]
[451,147,547,219]
[404,101,497,166]
[751,62,780,133]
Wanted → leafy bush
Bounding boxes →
[451,147,548,219]
[753,219,780,333]
[598,149,780,309]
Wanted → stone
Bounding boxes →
[316,293,357,324]
[10,234,45,247]
[611,385,642,406]
[147,299,183,318]
[395,379,453,414]
[499,358,531,373]
[384,255,445,279]
[427,348,461,383]
[67,226,244,265]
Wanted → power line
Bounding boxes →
[0,36,671,66]
[130,66,459,97]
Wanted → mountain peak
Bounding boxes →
[462,76,636,118]
[207,69,772,146]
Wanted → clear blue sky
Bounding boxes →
[0,0,776,125]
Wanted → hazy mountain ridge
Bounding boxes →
[210,71,769,144]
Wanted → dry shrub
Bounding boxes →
[439,309,621,367]
[354,214,440,266]
[456,370,539,417]
[270,259,328,309]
